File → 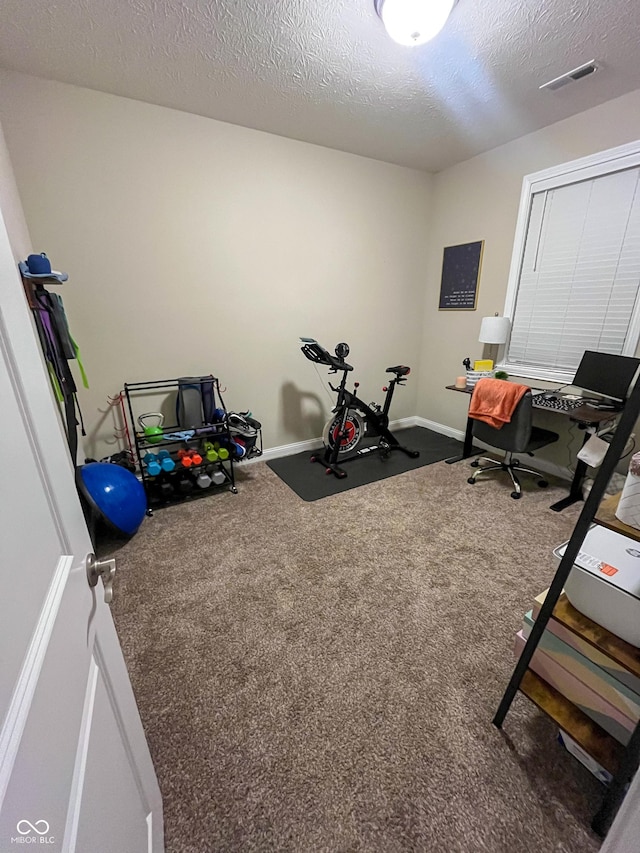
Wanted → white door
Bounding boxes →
[0,206,163,848]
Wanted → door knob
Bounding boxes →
[86,553,117,604]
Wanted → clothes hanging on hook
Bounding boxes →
[26,277,89,462]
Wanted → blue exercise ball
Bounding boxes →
[78,462,147,536]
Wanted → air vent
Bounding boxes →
[539,60,598,92]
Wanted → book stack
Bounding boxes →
[515,590,640,782]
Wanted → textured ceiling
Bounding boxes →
[1,0,639,171]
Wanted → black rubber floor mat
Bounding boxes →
[267,426,464,501]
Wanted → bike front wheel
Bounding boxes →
[323,409,366,456]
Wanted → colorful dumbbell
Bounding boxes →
[157,449,176,472]
[143,452,162,476]
[196,471,212,489]
[213,442,229,461]
[178,448,203,467]
[204,441,219,463]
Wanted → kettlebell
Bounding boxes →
[138,412,164,444]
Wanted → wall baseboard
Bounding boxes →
[413,416,465,442]
[246,437,323,465]
[414,416,571,482]
[243,416,572,483]
[241,417,419,465]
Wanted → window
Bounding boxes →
[502,141,640,383]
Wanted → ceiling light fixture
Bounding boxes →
[375,0,456,47]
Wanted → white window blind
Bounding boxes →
[506,166,640,376]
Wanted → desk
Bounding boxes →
[445,384,618,512]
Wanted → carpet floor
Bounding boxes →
[108,459,603,853]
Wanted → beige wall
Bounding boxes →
[0,117,75,447]
[0,71,432,459]
[0,121,31,261]
[3,66,640,471]
[419,87,640,470]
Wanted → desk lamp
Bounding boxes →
[479,315,510,366]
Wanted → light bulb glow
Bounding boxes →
[377,0,455,46]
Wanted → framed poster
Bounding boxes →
[438,240,484,310]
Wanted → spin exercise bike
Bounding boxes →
[300,337,419,478]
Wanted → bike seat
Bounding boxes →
[386,365,411,377]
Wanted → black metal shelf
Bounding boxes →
[136,427,228,451]
[145,463,235,507]
[123,376,239,508]
[125,377,220,390]
[493,377,640,838]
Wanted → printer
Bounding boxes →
[554,525,640,648]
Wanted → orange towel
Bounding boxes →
[468,378,529,429]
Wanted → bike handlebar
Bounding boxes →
[300,338,353,372]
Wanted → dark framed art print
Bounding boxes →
[438,240,484,310]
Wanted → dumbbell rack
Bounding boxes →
[124,376,237,513]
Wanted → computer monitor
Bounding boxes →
[572,350,640,403]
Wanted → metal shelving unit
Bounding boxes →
[123,376,245,511]
[493,376,640,838]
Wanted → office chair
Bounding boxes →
[467,391,559,499]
